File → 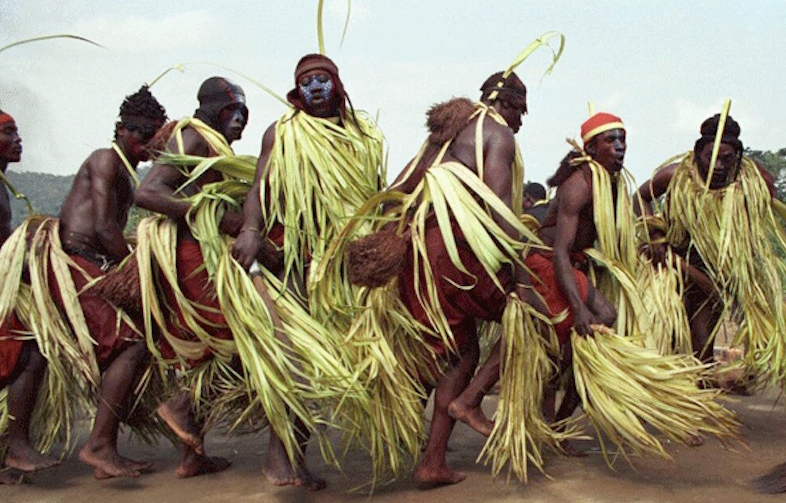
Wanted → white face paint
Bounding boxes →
[299,74,334,106]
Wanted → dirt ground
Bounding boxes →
[2,381,786,503]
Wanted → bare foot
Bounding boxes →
[262,457,326,491]
[157,399,203,455]
[559,439,587,458]
[414,464,466,489]
[294,466,327,491]
[175,454,231,479]
[448,401,493,437]
[93,459,153,480]
[4,440,61,472]
[79,444,151,479]
[0,467,26,484]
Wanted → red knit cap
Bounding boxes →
[0,111,14,126]
[581,112,624,144]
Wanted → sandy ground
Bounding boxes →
[2,382,786,503]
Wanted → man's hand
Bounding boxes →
[572,304,595,337]
[219,211,244,237]
[640,241,668,266]
[232,228,264,271]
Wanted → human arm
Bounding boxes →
[551,173,596,336]
[88,150,132,261]
[481,121,530,284]
[633,163,677,264]
[753,160,777,198]
[0,186,11,247]
[232,124,276,271]
[134,127,208,220]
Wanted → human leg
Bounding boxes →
[447,338,498,437]
[262,416,326,491]
[156,389,231,478]
[414,330,479,489]
[4,342,61,472]
[79,341,153,478]
[686,288,722,364]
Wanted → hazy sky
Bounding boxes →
[1,0,784,187]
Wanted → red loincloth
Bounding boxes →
[398,219,512,356]
[47,254,142,372]
[0,312,27,388]
[158,239,233,366]
[524,251,589,345]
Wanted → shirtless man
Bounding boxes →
[448,113,622,454]
[381,71,535,487]
[0,110,60,484]
[135,76,246,478]
[55,87,167,478]
[0,109,21,245]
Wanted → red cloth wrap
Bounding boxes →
[0,312,26,388]
[158,240,233,366]
[268,222,285,248]
[398,220,511,356]
[48,254,141,372]
[525,251,589,345]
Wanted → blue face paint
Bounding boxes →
[298,74,333,106]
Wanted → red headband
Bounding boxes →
[0,112,14,126]
[581,112,624,144]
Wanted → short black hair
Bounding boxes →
[118,85,167,125]
[115,85,167,140]
[524,182,546,200]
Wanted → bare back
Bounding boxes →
[395,114,517,208]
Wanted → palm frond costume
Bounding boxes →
[650,150,786,386]
[131,110,367,467]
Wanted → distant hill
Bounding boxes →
[5,165,154,229]
[6,170,75,227]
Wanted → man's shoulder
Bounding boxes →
[83,147,123,174]
[558,166,593,199]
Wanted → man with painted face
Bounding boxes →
[0,89,169,482]
[135,76,248,478]
[634,115,780,369]
[0,110,61,484]
[232,54,385,491]
[448,112,622,457]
